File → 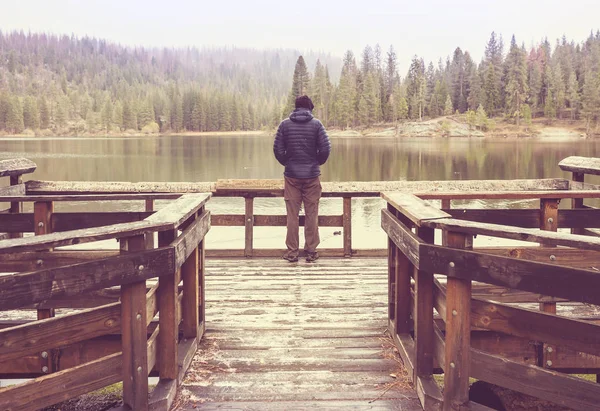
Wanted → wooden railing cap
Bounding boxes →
[0,158,37,178]
[559,156,600,176]
[382,191,451,225]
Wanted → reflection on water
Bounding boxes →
[1,135,598,249]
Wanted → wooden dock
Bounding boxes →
[174,258,421,410]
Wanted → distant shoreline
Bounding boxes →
[0,117,592,140]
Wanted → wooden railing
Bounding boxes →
[382,174,600,410]
[0,192,211,411]
[0,158,36,240]
[22,177,571,258]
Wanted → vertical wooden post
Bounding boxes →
[571,172,585,235]
[158,229,179,380]
[34,201,55,373]
[182,219,199,339]
[145,199,155,249]
[414,226,435,379]
[539,198,559,368]
[441,199,451,246]
[443,231,472,411]
[343,196,352,257]
[198,236,206,337]
[388,237,396,323]
[9,175,22,239]
[245,197,254,257]
[388,205,411,335]
[121,234,149,411]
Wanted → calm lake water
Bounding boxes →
[1,134,599,249]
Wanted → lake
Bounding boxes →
[1,134,599,250]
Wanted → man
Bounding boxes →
[273,95,331,263]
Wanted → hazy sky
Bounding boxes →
[1,0,598,72]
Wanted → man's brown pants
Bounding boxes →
[284,176,322,256]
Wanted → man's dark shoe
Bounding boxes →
[283,253,298,263]
[305,252,319,263]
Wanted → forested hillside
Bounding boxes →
[314,32,600,134]
[0,31,339,135]
[0,30,599,136]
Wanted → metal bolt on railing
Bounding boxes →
[550,255,556,261]
[449,262,455,268]
[547,346,554,353]
[138,265,144,271]
[42,366,49,373]
[547,217,554,224]
[41,351,48,359]
[546,360,553,367]
[452,310,457,316]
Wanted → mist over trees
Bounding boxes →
[0,31,339,135]
[0,29,600,135]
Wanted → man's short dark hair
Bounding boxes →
[295,95,314,111]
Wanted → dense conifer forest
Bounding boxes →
[0,30,599,135]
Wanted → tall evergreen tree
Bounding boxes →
[504,36,528,124]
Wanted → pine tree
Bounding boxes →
[113,101,123,130]
[22,96,39,129]
[191,94,203,131]
[6,97,24,133]
[39,97,50,129]
[504,37,528,124]
[406,56,426,120]
[54,98,68,129]
[123,100,138,131]
[444,95,453,115]
[138,99,155,129]
[101,99,113,132]
[567,72,580,119]
[285,56,311,114]
[581,71,600,133]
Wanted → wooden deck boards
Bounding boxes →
[174,258,421,410]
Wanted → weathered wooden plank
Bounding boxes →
[146,193,211,229]
[245,197,253,257]
[422,217,600,251]
[0,220,171,254]
[445,208,600,229]
[343,197,352,256]
[193,400,421,411]
[418,190,600,200]
[0,213,34,232]
[471,298,600,358]
[393,239,412,334]
[414,227,434,380]
[121,234,149,410]
[173,210,211,268]
[0,303,120,362]
[0,247,174,310]
[206,248,387,258]
[477,246,600,270]
[0,183,26,196]
[0,193,181,202]
[443,232,472,411]
[380,209,422,268]
[25,178,568,197]
[559,156,600,176]
[0,352,121,411]
[158,229,179,380]
[211,214,344,227]
[52,212,153,232]
[0,158,36,178]
[25,180,215,194]
[420,244,600,306]
[571,172,586,235]
[471,347,600,411]
[182,246,199,339]
[382,192,450,225]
